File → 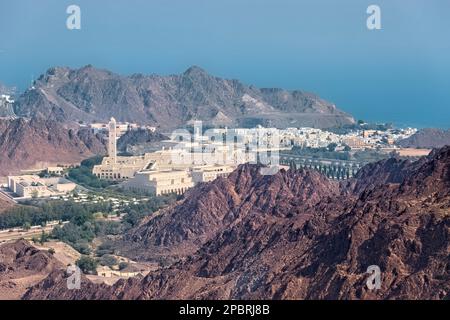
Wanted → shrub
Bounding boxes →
[99,254,118,267]
[95,241,115,256]
[76,256,98,274]
[118,262,129,271]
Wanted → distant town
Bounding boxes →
[1,117,427,202]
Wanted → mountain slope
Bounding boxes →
[0,118,106,176]
[116,129,168,152]
[22,146,450,300]
[14,65,354,130]
[397,128,450,149]
[0,241,63,300]
[119,165,339,264]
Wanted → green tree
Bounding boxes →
[76,256,98,274]
[39,231,49,244]
[99,254,118,267]
[118,262,129,271]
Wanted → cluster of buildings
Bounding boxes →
[88,121,156,138]
[1,116,420,200]
[6,175,76,199]
[197,126,417,152]
[90,119,420,195]
[340,128,417,149]
[275,127,417,150]
[92,119,286,196]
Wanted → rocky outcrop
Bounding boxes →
[397,128,450,149]
[117,129,168,152]
[14,65,355,130]
[0,241,63,300]
[0,118,106,176]
[119,165,339,264]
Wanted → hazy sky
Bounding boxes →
[1,0,449,127]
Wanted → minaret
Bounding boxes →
[108,117,117,164]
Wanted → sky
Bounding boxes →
[0,0,449,128]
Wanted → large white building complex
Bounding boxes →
[92,119,240,195]
[91,118,419,194]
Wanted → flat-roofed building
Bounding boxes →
[7,175,76,199]
[191,165,234,183]
[342,136,368,149]
[92,148,197,180]
[123,169,194,196]
[93,118,197,181]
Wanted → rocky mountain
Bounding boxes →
[117,129,168,152]
[398,128,450,149]
[0,240,63,300]
[118,165,340,265]
[13,65,355,130]
[0,118,106,176]
[22,146,450,300]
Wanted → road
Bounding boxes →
[0,222,67,243]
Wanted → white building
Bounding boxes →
[122,169,194,196]
[7,175,76,199]
[191,165,234,183]
[89,121,156,137]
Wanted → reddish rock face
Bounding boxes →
[119,164,340,264]
[0,240,64,300]
[398,128,450,149]
[23,147,450,300]
[0,118,106,176]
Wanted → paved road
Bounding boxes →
[0,224,63,243]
